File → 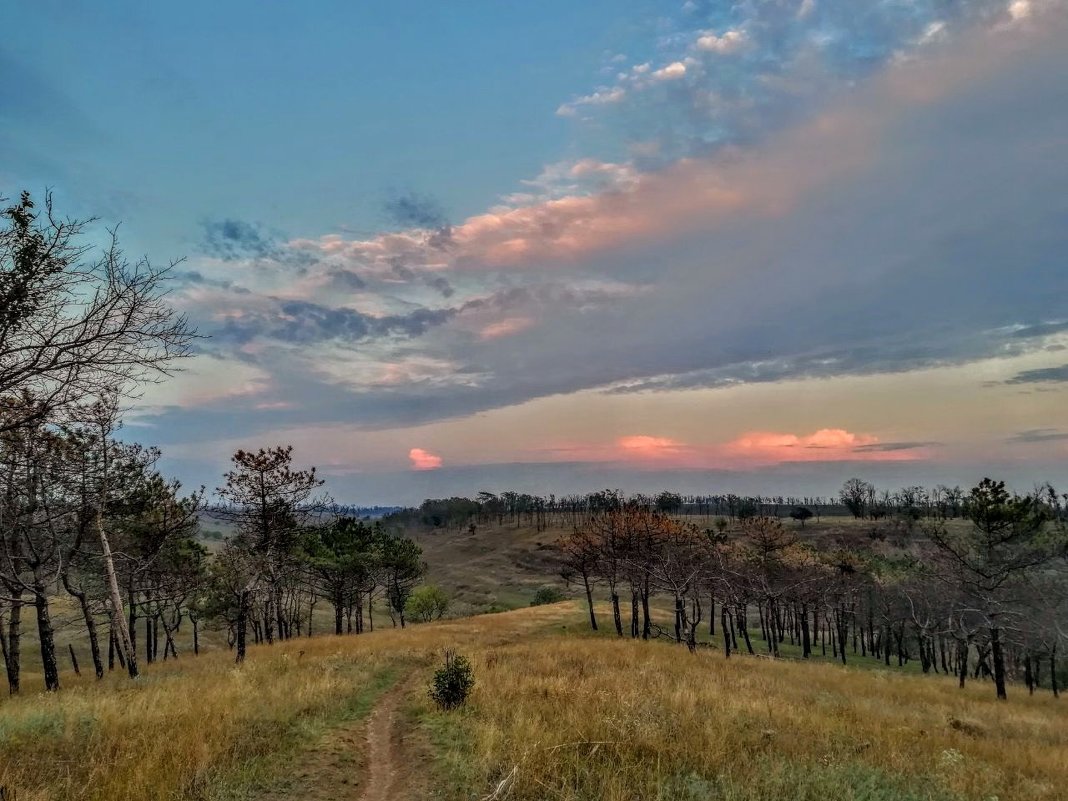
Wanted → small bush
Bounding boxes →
[405,584,449,622]
[429,650,475,711]
[530,585,565,606]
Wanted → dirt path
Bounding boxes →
[358,679,406,801]
[257,673,430,801]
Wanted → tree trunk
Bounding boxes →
[4,593,21,694]
[738,605,754,654]
[235,591,249,664]
[641,579,652,640]
[72,592,104,679]
[611,591,623,637]
[990,626,1008,700]
[630,590,639,638]
[99,513,138,678]
[721,606,731,658]
[69,644,80,676]
[1051,645,1059,698]
[34,581,60,692]
[958,639,968,689]
[582,572,597,631]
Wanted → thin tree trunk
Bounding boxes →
[235,590,249,664]
[721,606,731,658]
[70,591,104,678]
[99,513,138,679]
[1051,645,1059,698]
[582,572,597,631]
[4,592,21,694]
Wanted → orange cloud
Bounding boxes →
[408,448,443,470]
[617,435,690,460]
[724,428,922,463]
[530,428,932,468]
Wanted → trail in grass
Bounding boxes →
[252,670,428,801]
[358,676,407,801]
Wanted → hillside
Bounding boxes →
[1,601,1064,801]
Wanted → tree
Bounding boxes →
[379,531,425,628]
[0,191,193,434]
[840,479,872,519]
[304,517,379,635]
[789,507,814,528]
[927,479,1064,700]
[405,585,449,622]
[215,446,324,662]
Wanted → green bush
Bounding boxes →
[405,584,449,622]
[429,650,475,711]
[530,585,565,606]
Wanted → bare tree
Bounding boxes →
[0,191,194,433]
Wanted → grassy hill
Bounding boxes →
[1,601,1064,801]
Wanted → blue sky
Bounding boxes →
[4,1,1067,503]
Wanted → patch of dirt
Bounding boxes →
[258,674,431,801]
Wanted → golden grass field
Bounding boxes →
[1,601,1065,801]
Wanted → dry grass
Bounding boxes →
[2,602,1065,801]
[0,604,572,801]
[419,606,1068,801]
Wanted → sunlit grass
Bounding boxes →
[1,602,1064,801]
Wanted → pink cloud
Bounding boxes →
[617,435,689,460]
[724,428,924,464]
[409,448,443,471]
[534,428,930,469]
[479,317,535,340]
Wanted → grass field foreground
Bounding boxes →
[1,602,1065,801]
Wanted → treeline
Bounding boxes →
[386,481,989,533]
[0,436,429,692]
[203,446,426,663]
[557,481,1068,700]
[0,191,429,693]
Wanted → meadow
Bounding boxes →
[1,600,1064,801]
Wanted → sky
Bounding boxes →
[3,1,1067,504]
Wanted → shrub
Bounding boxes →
[405,584,449,622]
[429,650,475,711]
[530,585,565,606]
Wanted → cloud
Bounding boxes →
[409,448,443,470]
[554,0,1061,164]
[479,317,534,340]
[1010,1,1032,20]
[1005,364,1068,384]
[695,30,747,54]
[724,429,929,464]
[556,87,626,116]
[149,11,1068,446]
[1008,428,1068,443]
[200,218,281,261]
[617,435,688,460]
[212,296,457,347]
[651,62,688,81]
[1007,320,1068,339]
[852,441,942,453]
[383,191,447,229]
